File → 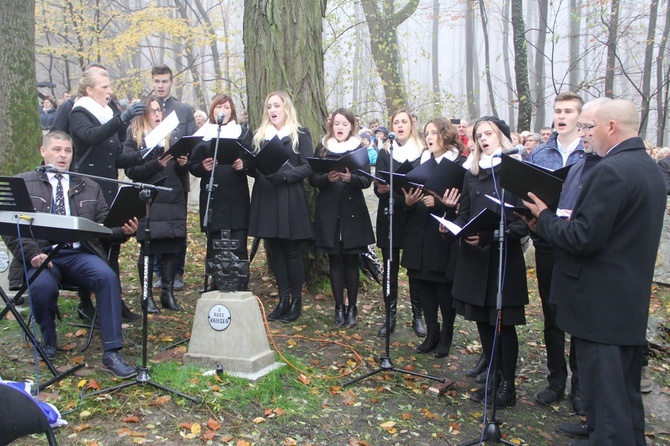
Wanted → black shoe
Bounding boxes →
[470,371,501,403]
[121,300,141,322]
[40,339,57,360]
[475,368,489,383]
[556,421,589,439]
[334,305,346,326]
[77,300,96,324]
[267,296,289,321]
[344,305,357,328]
[281,296,302,323]
[377,314,396,337]
[465,353,487,377]
[535,383,565,405]
[488,379,516,408]
[101,352,137,379]
[569,389,586,416]
[416,327,440,354]
[433,328,453,358]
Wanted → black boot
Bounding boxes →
[470,370,501,403]
[377,294,397,337]
[139,258,160,314]
[344,304,357,328]
[433,324,454,358]
[490,379,516,408]
[121,299,141,322]
[160,256,182,311]
[465,353,487,377]
[409,285,427,337]
[334,304,346,326]
[281,296,302,323]
[416,323,440,353]
[267,296,289,321]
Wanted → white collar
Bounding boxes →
[391,138,422,163]
[264,125,292,141]
[72,96,114,124]
[323,136,361,154]
[194,120,242,140]
[478,148,502,169]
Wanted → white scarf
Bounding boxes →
[72,96,114,125]
[421,147,459,164]
[478,148,502,170]
[264,125,291,141]
[194,120,242,141]
[391,138,422,163]
[322,136,361,154]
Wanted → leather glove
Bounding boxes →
[121,103,146,124]
[265,172,287,185]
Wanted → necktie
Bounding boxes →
[54,174,66,215]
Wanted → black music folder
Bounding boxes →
[160,136,203,160]
[0,177,34,212]
[375,171,423,195]
[208,138,245,165]
[484,194,533,219]
[431,207,500,238]
[103,178,166,228]
[533,163,573,181]
[251,136,291,176]
[424,159,467,197]
[405,158,438,186]
[499,154,565,211]
[307,147,369,173]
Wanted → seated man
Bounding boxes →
[3,130,138,379]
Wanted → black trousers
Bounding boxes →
[574,337,645,445]
[268,238,303,300]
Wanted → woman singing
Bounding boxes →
[248,91,314,323]
[310,108,375,327]
[123,96,188,313]
[189,94,252,292]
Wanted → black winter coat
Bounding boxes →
[450,165,529,309]
[247,128,314,240]
[188,127,252,232]
[123,138,187,248]
[309,145,375,251]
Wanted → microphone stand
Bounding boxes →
[61,165,200,403]
[201,116,224,292]
[460,188,514,446]
[344,135,445,387]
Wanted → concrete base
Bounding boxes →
[183,290,280,380]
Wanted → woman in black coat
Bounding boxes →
[448,117,528,408]
[189,94,252,292]
[309,108,375,327]
[247,91,314,323]
[123,96,189,312]
[374,109,424,338]
[401,117,466,356]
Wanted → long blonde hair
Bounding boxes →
[131,96,170,151]
[252,91,302,153]
[469,117,513,175]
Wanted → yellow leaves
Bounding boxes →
[253,417,266,424]
[380,420,396,434]
[178,422,201,439]
[284,438,298,445]
[297,374,311,385]
[72,423,92,432]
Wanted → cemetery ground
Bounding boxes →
[1,211,669,446]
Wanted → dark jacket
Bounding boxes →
[557,153,602,212]
[39,107,58,130]
[161,96,197,195]
[309,145,375,250]
[657,156,670,194]
[123,138,187,245]
[188,127,252,232]
[3,171,129,288]
[450,165,529,309]
[537,137,666,345]
[374,149,420,248]
[247,128,314,240]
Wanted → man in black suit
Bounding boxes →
[523,99,665,445]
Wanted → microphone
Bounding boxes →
[493,147,521,157]
[35,164,61,173]
[217,111,226,126]
[387,132,396,142]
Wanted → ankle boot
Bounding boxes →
[281,296,302,323]
[377,295,397,337]
[433,324,454,358]
[470,370,501,403]
[121,299,140,322]
[490,379,516,408]
[409,285,427,337]
[465,353,487,377]
[160,256,182,311]
[344,304,357,327]
[139,259,160,314]
[416,323,440,353]
[334,304,346,326]
[267,295,289,321]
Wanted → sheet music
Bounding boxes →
[144,111,179,152]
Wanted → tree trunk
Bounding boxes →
[502,0,515,127]
[638,0,659,139]
[243,0,328,285]
[192,0,224,96]
[0,0,43,175]
[360,0,420,113]
[431,0,440,116]
[568,0,581,91]
[511,0,531,132]
[604,0,620,97]
[478,0,498,117]
[533,0,548,131]
[656,2,670,145]
[465,0,478,119]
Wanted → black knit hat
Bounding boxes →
[473,116,511,142]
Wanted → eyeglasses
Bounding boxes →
[150,108,162,115]
[576,123,595,131]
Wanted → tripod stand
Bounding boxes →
[460,188,515,446]
[86,188,200,403]
[344,135,444,387]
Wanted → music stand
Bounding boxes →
[0,177,85,391]
[343,139,445,388]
